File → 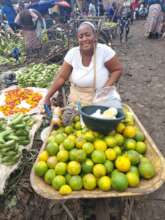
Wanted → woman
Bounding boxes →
[15,9,42,58]
[145,0,164,38]
[44,21,123,106]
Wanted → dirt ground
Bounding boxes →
[0,20,165,220]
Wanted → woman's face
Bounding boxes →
[77,25,96,52]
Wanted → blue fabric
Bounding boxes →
[28,0,57,15]
[1,5,16,25]
[148,0,160,5]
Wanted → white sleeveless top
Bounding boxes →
[64,43,116,89]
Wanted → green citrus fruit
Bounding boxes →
[46,142,59,156]
[69,175,83,191]
[63,138,75,151]
[82,159,94,174]
[83,174,96,190]
[55,162,67,175]
[47,156,58,168]
[82,142,94,154]
[91,150,106,164]
[111,172,128,191]
[67,161,81,175]
[57,150,69,162]
[104,160,114,174]
[52,175,66,190]
[138,162,156,179]
[136,142,147,154]
[98,176,111,191]
[44,169,56,184]
[59,184,72,195]
[126,150,140,165]
[126,172,140,187]
[34,161,48,177]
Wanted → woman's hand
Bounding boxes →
[44,96,51,106]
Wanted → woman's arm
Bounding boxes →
[104,55,123,86]
[44,61,73,105]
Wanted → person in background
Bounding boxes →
[44,21,123,106]
[144,0,164,38]
[108,2,119,22]
[0,0,19,32]
[15,9,42,59]
[88,1,96,16]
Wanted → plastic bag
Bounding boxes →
[92,86,122,108]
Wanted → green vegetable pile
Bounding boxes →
[0,33,25,65]
[0,114,34,166]
[16,63,60,88]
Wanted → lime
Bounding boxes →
[44,169,56,185]
[82,142,94,154]
[136,142,147,154]
[63,138,75,151]
[54,133,66,144]
[111,172,128,191]
[64,125,74,134]
[34,161,48,177]
[69,149,78,161]
[126,150,140,165]
[104,136,117,148]
[114,146,122,156]
[135,131,145,142]
[82,159,94,174]
[114,134,125,146]
[125,138,136,150]
[104,160,114,174]
[75,136,86,149]
[91,150,106,164]
[75,149,86,162]
[69,175,83,191]
[138,162,156,179]
[55,162,67,175]
[52,175,66,190]
[116,123,125,133]
[46,142,59,156]
[123,126,136,138]
[57,150,69,162]
[84,131,95,142]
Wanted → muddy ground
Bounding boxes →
[0,20,165,220]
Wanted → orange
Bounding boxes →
[59,185,72,195]
[83,174,96,190]
[105,148,117,161]
[94,139,107,151]
[126,172,140,187]
[98,176,111,191]
[38,150,49,162]
[115,156,131,172]
[116,122,125,133]
[123,126,136,138]
[93,164,106,178]
[67,161,81,175]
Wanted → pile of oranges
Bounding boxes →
[34,109,156,196]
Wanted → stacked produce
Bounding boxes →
[0,114,34,166]
[0,33,24,65]
[0,88,43,116]
[34,108,156,196]
[16,63,60,88]
[102,21,117,29]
